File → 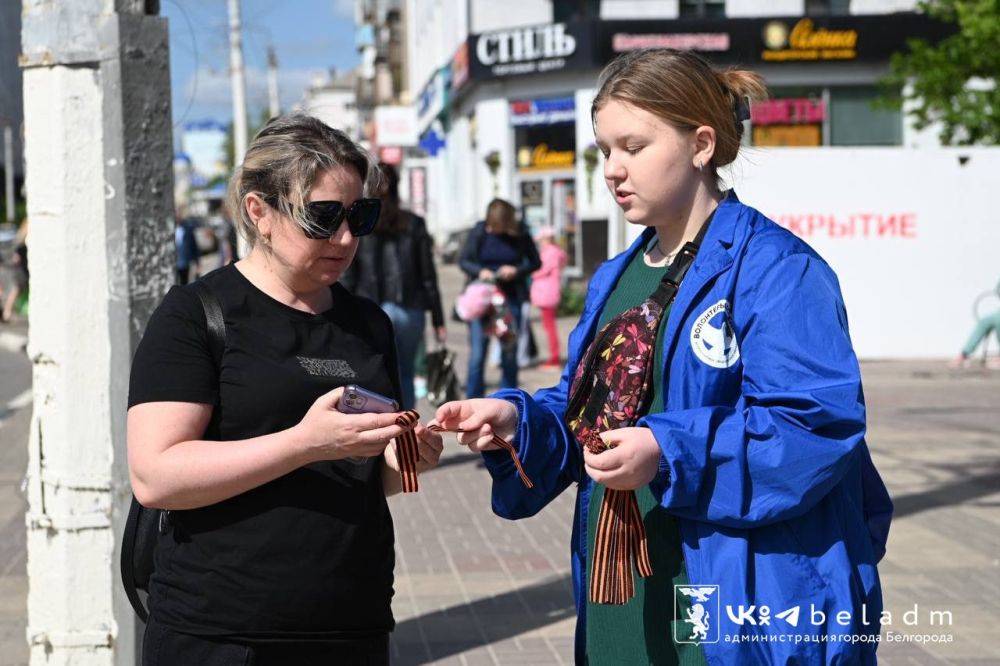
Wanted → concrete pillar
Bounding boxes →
[20,0,174,664]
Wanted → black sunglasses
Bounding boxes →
[265,196,381,239]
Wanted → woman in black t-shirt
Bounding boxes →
[127,115,443,666]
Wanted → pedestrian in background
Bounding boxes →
[342,162,446,409]
[175,210,200,285]
[530,226,568,368]
[0,218,28,323]
[458,198,540,398]
[951,281,1000,368]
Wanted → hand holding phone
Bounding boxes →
[293,387,405,464]
[337,385,399,415]
[336,386,400,463]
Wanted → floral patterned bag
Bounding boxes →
[566,221,709,605]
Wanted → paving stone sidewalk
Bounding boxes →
[2,270,999,664]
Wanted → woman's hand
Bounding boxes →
[384,423,444,475]
[479,268,495,281]
[434,326,448,344]
[497,265,518,281]
[432,398,518,452]
[583,427,662,491]
[293,387,408,463]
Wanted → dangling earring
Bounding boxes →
[697,160,704,172]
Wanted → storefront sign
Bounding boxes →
[596,13,951,66]
[510,96,576,127]
[451,41,470,92]
[418,127,446,157]
[517,143,575,171]
[378,146,403,165]
[408,167,427,217]
[611,32,729,53]
[468,21,593,81]
[753,125,822,147]
[751,98,825,126]
[416,67,449,133]
[374,105,418,147]
[762,19,858,62]
[455,14,948,93]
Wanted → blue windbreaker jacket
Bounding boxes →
[483,193,893,664]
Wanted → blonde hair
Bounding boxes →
[226,114,379,248]
[592,49,767,171]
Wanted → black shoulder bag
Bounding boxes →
[120,280,226,621]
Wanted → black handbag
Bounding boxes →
[425,346,461,407]
[120,280,225,621]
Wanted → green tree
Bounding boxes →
[881,0,1000,145]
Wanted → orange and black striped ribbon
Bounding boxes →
[394,411,422,493]
[393,410,534,493]
[589,487,654,605]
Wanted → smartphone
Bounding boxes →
[337,385,399,415]
[337,385,400,464]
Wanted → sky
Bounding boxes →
[161,0,360,131]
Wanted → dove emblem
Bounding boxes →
[690,300,741,369]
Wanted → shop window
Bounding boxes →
[679,0,725,18]
[554,0,601,22]
[805,0,851,15]
[829,86,902,146]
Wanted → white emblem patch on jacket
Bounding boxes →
[690,300,741,369]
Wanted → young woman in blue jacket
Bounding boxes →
[434,49,893,665]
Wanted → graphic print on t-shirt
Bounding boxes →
[296,356,358,378]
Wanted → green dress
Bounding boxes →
[584,241,707,666]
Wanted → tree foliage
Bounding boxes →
[882,0,1000,145]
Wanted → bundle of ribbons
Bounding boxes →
[392,410,533,493]
[564,222,709,605]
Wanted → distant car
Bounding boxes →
[440,227,472,264]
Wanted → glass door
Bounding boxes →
[550,177,580,276]
[515,173,582,277]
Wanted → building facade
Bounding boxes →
[355,0,414,160]
[403,0,951,275]
[296,68,362,141]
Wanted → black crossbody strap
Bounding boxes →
[121,280,227,624]
[121,500,148,622]
[648,214,713,308]
[191,280,226,369]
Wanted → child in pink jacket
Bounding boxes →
[530,227,568,368]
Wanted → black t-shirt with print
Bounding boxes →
[128,263,402,640]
